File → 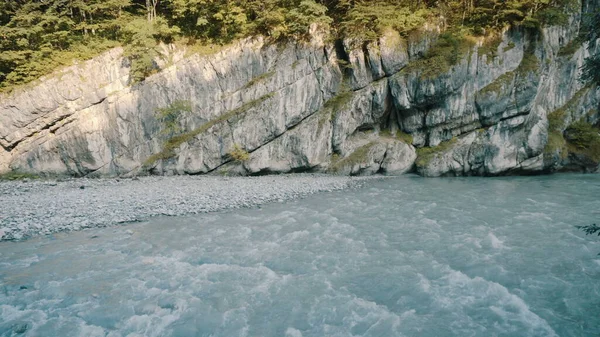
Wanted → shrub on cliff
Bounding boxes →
[0,0,582,91]
[229,144,250,162]
[564,121,600,162]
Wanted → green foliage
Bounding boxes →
[340,1,427,40]
[577,224,600,236]
[534,7,569,27]
[543,87,591,158]
[479,72,515,95]
[0,0,130,90]
[558,38,582,56]
[0,171,40,181]
[144,93,273,167]
[564,121,600,161]
[286,1,333,38]
[404,32,475,79]
[156,100,192,136]
[170,0,248,41]
[465,0,575,31]
[577,223,600,254]
[581,56,600,86]
[478,34,503,59]
[121,18,179,83]
[0,0,580,90]
[228,144,250,162]
[580,9,600,85]
[415,137,458,167]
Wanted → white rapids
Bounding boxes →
[1,174,599,336]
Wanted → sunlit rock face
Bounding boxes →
[0,0,598,177]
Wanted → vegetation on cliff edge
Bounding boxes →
[0,0,580,91]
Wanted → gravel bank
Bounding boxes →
[0,174,376,241]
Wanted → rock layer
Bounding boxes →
[1,1,599,177]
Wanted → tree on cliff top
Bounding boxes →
[0,0,585,90]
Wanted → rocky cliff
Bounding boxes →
[1,1,599,177]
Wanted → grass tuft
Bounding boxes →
[0,172,40,181]
[242,71,275,89]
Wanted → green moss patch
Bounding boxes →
[516,50,539,75]
[503,42,516,53]
[479,71,515,95]
[330,142,378,172]
[478,34,503,61]
[381,129,413,144]
[544,130,569,159]
[478,47,539,96]
[180,39,234,58]
[0,171,40,181]
[558,38,582,57]
[324,91,353,119]
[242,71,275,89]
[156,100,192,136]
[543,86,595,159]
[228,143,250,162]
[415,137,457,167]
[403,32,475,79]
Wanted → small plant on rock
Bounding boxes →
[156,100,192,136]
[229,144,250,162]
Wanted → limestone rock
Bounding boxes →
[0,2,599,178]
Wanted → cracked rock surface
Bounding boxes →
[1,0,599,177]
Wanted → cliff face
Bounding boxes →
[1,2,599,177]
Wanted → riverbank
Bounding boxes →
[0,174,377,241]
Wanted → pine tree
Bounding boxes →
[581,10,600,85]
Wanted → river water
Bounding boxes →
[1,174,599,337]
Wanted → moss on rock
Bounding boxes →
[381,129,413,144]
[330,142,378,173]
[403,32,475,79]
[479,71,515,95]
[415,137,457,167]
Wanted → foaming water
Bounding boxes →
[1,174,600,337]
